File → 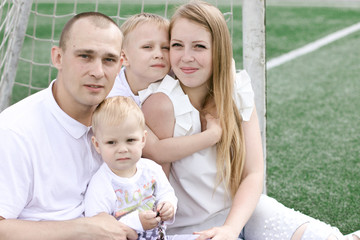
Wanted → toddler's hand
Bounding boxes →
[156,201,175,222]
[139,210,161,230]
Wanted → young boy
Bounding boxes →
[85,96,177,240]
[107,13,170,106]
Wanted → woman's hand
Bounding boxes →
[194,225,239,240]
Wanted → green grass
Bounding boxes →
[266,6,360,59]
[266,29,360,234]
[265,5,360,234]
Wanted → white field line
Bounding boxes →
[266,21,360,70]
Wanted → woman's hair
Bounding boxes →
[120,13,170,48]
[170,1,246,198]
[92,96,145,136]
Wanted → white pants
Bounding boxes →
[243,194,342,240]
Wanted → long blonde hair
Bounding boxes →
[170,1,246,198]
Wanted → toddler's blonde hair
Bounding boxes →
[92,96,145,136]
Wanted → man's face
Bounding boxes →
[52,18,123,114]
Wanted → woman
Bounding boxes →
[140,1,358,239]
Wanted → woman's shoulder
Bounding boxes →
[233,69,255,121]
[141,91,174,121]
[139,75,182,104]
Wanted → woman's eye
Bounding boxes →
[195,44,206,49]
[171,43,182,48]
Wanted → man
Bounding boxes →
[0,12,137,240]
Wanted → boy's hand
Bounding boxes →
[156,201,175,222]
[204,113,222,143]
[139,210,161,230]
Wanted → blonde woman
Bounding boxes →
[140,1,359,240]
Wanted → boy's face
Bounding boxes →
[92,114,146,178]
[122,22,170,92]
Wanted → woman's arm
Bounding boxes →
[0,214,138,240]
[195,107,264,240]
[141,92,222,164]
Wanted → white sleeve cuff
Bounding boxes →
[118,210,144,232]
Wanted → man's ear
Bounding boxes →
[51,46,63,70]
[91,135,101,154]
[121,50,129,67]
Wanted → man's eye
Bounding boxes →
[104,58,115,62]
[143,45,151,49]
[162,46,170,50]
[79,54,89,59]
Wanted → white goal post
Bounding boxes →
[242,0,266,192]
[0,0,266,187]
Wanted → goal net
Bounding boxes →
[0,0,238,111]
[0,0,266,190]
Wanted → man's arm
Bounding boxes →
[0,213,138,240]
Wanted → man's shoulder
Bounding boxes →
[0,89,49,131]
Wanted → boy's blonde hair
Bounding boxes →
[92,96,145,135]
[121,13,170,47]
[170,1,245,199]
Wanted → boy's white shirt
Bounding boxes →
[107,67,141,106]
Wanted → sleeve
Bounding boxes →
[118,210,144,232]
[233,70,255,122]
[84,167,116,217]
[0,128,33,219]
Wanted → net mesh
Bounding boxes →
[0,0,237,106]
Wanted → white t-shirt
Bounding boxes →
[139,71,255,234]
[0,80,102,221]
[107,67,141,106]
[85,159,178,233]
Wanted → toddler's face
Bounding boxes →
[92,114,146,178]
[122,22,170,91]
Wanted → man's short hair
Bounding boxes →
[59,12,120,50]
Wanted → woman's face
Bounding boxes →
[170,18,212,90]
